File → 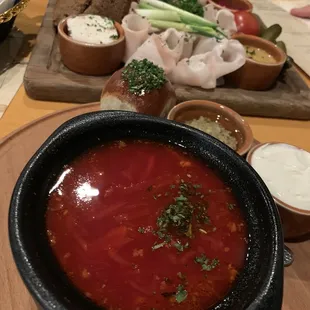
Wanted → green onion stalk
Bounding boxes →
[137,0,227,39]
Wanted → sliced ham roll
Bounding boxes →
[126,29,197,75]
[204,3,237,36]
[159,28,196,61]
[129,1,138,13]
[126,34,177,74]
[193,37,218,56]
[216,9,237,35]
[170,38,246,89]
[204,3,217,23]
[122,13,150,62]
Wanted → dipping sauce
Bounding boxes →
[185,116,238,151]
[244,45,277,64]
[250,143,310,212]
[46,140,247,309]
[67,15,119,45]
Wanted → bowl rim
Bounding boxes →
[167,99,254,156]
[57,14,125,48]
[207,0,253,12]
[232,34,287,67]
[246,141,310,216]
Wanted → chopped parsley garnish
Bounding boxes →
[121,59,167,96]
[227,203,236,210]
[246,47,256,57]
[109,34,118,40]
[174,241,189,252]
[177,272,186,280]
[151,241,167,251]
[174,241,184,252]
[175,284,188,303]
[164,277,171,283]
[138,227,145,234]
[163,0,204,17]
[151,181,210,251]
[195,253,219,271]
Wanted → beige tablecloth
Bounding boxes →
[0,29,27,119]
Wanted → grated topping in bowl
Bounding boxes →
[185,116,238,150]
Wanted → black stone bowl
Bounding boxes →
[9,111,284,310]
[0,0,20,43]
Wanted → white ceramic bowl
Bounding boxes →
[247,142,310,240]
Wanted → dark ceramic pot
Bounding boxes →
[0,0,19,43]
[9,111,284,310]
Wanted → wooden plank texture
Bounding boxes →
[24,0,310,119]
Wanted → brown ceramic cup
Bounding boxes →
[226,34,287,91]
[206,0,253,12]
[167,100,253,156]
[58,15,125,76]
[247,142,310,240]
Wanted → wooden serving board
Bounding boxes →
[23,0,310,120]
[0,103,310,310]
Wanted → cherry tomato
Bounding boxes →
[234,11,260,36]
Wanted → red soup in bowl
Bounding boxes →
[46,139,247,309]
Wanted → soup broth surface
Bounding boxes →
[46,140,247,309]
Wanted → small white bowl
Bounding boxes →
[247,142,310,240]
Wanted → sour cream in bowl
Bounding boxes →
[247,142,310,239]
[67,15,120,45]
[58,14,125,76]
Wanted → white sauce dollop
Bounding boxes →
[251,143,310,211]
[67,15,119,45]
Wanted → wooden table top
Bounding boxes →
[0,0,310,309]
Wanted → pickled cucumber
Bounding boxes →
[276,41,287,54]
[253,13,267,35]
[261,24,282,42]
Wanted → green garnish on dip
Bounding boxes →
[109,34,119,40]
[121,59,167,96]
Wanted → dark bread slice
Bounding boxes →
[84,0,133,23]
[53,0,91,27]
[53,0,133,27]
